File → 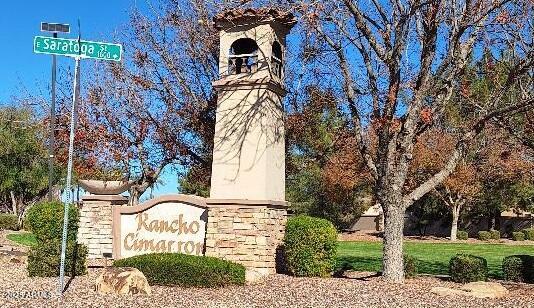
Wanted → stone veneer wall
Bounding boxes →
[204,200,287,277]
[78,195,128,259]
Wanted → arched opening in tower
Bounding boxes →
[271,41,283,79]
[229,38,259,74]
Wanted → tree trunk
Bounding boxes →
[450,203,460,241]
[489,215,496,230]
[129,188,140,206]
[10,191,17,215]
[382,203,405,283]
[494,209,501,231]
[128,178,155,206]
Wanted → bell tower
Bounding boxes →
[210,9,296,201]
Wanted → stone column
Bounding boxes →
[205,9,296,282]
[77,195,127,260]
[204,199,287,281]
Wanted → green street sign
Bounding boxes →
[34,36,122,61]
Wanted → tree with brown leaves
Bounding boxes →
[58,0,219,204]
[284,0,534,282]
[286,87,372,228]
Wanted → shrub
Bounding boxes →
[512,232,525,241]
[113,253,245,287]
[25,201,79,243]
[522,228,534,241]
[283,215,338,277]
[27,240,87,277]
[457,230,468,240]
[478,231,492,241]
[0,213,19,230]
[502,255,534,283]
[25,201,86,278]
[404,254,418,278]
[489,230,501,240]
[449,254,488,283]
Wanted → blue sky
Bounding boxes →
[0,0,179,198]
[0,1,134,102]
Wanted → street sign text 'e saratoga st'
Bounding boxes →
[34,36,122,61]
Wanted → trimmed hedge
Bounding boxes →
[25,201,87,277]
[25,201,79,242]
[503,255,534,283]
[0,213,19,230]
[478,231,492,241]
[283,215,338,277]
[512,232,525,241]
[404,254,418,278]
[27,240,87,277]
[113,253,245,287]
[457,231,468,240]
[449,254,488,283]
[522,228,534,241]
[489,230,501,240]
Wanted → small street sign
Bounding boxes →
[34,36,122,61]
[41,22,70,33]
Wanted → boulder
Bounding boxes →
[245,268,269,284]
[461,281,509,299]
[95,267,151,295]
[340,271,379,280]
[431,282,509,299]
[431,287,468,297]
[0,251,27,264]
[8,255,27,264]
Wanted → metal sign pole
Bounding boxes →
[58,55,80,296]
[48,32,57,202]
[41,22,70,202]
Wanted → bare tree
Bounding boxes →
[281,0,534,282]
[78,0,219,204]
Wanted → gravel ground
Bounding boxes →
[2,263,534,308]
[3,230,534,307]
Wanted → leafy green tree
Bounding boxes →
[0,107,52,222]
[286,88,372,229]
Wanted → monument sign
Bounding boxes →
[112,195,208,259]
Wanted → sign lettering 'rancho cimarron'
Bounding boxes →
[113,195,208,259]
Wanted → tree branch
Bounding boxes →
[315,25,378,179]
[403,97,534,207]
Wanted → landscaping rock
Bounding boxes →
[431,286,468,297]
[431,282,509,299]
[0,250,27,264]
[95,267,151,295]
[8,255,27,264]
[461,281,509,298]
[245,268,269,284]
[341,270,380,280]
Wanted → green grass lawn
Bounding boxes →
[337,241,534,279]
[6,232,37,247]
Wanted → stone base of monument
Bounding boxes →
[80,194,288,283]
[204,199,287,283]
[78,195,128,259]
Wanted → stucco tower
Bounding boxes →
[210,9,296,201]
